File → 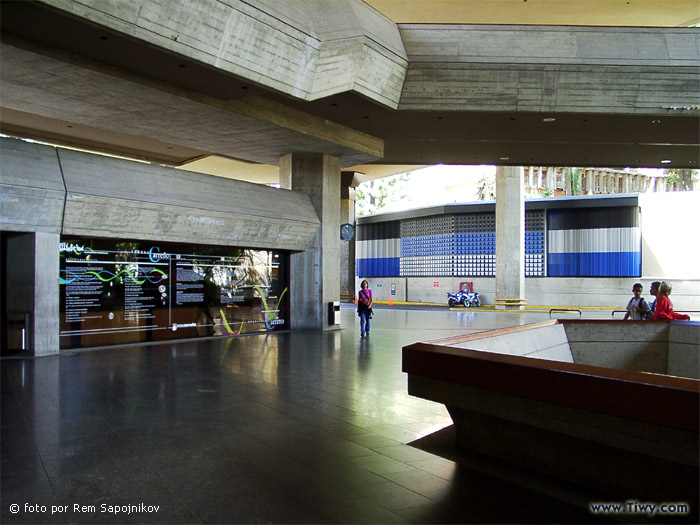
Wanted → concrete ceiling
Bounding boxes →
[1,0,698,186]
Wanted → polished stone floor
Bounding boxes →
[3,306,624,524]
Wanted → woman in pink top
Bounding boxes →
[357,280,373,337]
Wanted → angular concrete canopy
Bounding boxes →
[0,0,698,184]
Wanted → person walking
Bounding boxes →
[647,281,660,319]
[623,283,650,320]
[357,280,373,337]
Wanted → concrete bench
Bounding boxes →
[493,297,527,307]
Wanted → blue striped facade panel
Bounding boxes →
[547,226,641,277]
[547,252,641,277]
[357,257,400,277]
[356,238,400,260]
[357,201,639,279]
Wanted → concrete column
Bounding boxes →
[340,171,364,302]
[621,174,630,193]
[525,167,534,190]
[495,166,525,309]
[280,153,341,330]
[564,169,572,196]
[6,232,60,356]
[584,169,593,194]
[545,168,555,191]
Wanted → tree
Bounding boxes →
[665,169,698,191]
[567,167,582,196]
[355,173,409,216]
[476,173,496,200]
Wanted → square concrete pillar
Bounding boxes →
[280,153,341,330]
[340,171,363,302]
[584,169,594,194]
[495,166,525,309]
[6,232,60,355]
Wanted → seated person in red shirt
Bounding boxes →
[652,282,690,321]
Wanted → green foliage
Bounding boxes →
[355,172,409,216]
[665,169,698,191]
[476,173,495,200]
[569,167,582,195]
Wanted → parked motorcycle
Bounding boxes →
[447,289,480,308]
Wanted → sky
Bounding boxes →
[362,165,673,216]
[375,165,496,214]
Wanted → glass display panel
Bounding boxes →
[59,237,288,349]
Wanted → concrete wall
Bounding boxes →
[452,324,573,363]
[0,139,65,234]
[564,322,670,374]
[639,191,700,279]
[669,322,700,380]
[360,276,700,312]
[1,137,319,250]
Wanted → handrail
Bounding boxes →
[549,308,581,317]
[612,309,698,318]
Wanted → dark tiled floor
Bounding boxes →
[2,306,631,523]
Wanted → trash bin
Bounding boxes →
[328,301,341,325]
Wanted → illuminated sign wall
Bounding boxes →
[59,238,288,349]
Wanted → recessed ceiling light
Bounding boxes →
[661,159,672,164]
[542,118,556,122]
[500,157,510,160]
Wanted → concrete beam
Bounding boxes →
[399,25,700,114]
[0,137,320,251]
[0,138,65,234]
[36,0,407,108]
[0,42,383,167]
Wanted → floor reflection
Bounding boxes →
[2,305,632,524]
